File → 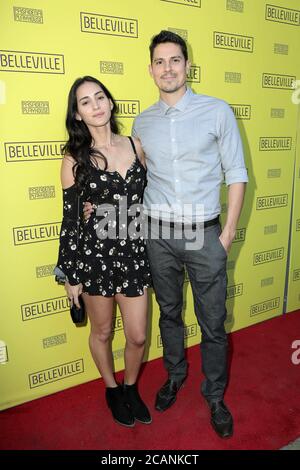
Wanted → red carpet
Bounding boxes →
[1,310,300,450]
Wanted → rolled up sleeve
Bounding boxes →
[217,102,249,186]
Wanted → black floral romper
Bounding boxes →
[57,137,152,296]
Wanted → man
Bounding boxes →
[132,30,248,438]
[84,30,248,438]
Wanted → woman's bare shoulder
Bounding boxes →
[61,154,76,189]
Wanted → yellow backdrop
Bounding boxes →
[1,0,300,410]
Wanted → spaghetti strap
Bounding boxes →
[128,136,138,156]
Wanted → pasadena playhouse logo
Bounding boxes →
[226,0,244,13]
[225,72,241,84]
[256,194,288,210]
[250,297,280,317]
[267,168,282,179]
[265,4,300,26]
[22,101,49,114]
[21,296,69,321]
[13,222,61,246]
[274,43,289,55]
[36,263,56,278]
[29,359,84,388]
[115,100,140,118]
[5,141,65,162]
[100,61,124,75]
[262,73,296,89]
[161,0,201,7]
[259,137,292,151]
[168,27,188,41]
[230,104,251,120]
[264,224,277,235]
[29,185,55,200]
[13,6,43,23]
[80,12,138,38]
[271,108,285,118]
[253,247,284,266]
[213,32,254,52]
[0,50,64,74]
[43,333,67,349]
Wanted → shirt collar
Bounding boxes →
[158,87,193,115]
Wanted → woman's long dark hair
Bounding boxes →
[63,76,119,192]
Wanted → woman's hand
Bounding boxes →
[65,282,83,308]
[83,201,94,221]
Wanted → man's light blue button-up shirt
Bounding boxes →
[132,87,248,222]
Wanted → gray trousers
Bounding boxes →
[146,221,228,401]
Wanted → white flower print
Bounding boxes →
[58,145,151,298]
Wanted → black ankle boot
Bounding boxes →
[105,385,135,427]
[123,383,152,424]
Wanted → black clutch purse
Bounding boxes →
[70,295,86,324]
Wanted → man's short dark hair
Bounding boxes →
[149,30,188,62]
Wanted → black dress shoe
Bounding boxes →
[155,378,185,412]
[207,399,233,438]
[123,383,152,424]
[105,385,135,427]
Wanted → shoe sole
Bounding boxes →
[155,395,176,412]
[113,417,135,428]
[135,417,153,424]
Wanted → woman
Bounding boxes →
[56,76,152,427]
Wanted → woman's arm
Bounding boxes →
[56,155,83,307]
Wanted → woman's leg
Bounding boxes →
[116,289,151,424]
[116,289,148,384]
[82,293,116,387]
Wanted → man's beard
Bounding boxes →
[160,83,184,93]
